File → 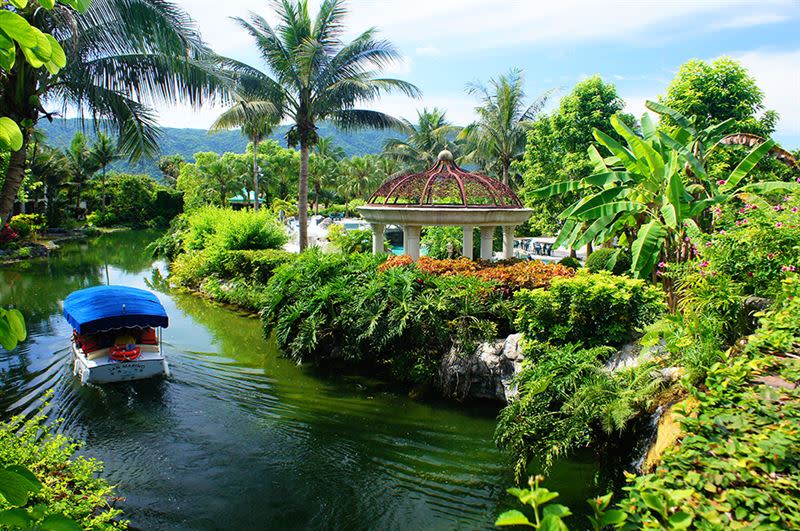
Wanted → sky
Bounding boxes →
[161,0,800,148]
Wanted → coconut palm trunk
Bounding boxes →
[252,134,261,211]
[298,142,310,250]
[0,143,28,223]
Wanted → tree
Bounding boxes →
[311,136,344,214]
[0,0,226,222]
[224,0,419,250]
[158,155,185,185]
[28,145,70,225]
[338,155,379,206]
[383,108,460,171]
[211,94,279,211]
[64,132,99,213]
[660,58,778,136]
[90,132,118,208]
[535,102,798,303]
[518,76,634,235]
[460,69,551,186]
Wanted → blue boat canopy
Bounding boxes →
[63,286,169,334]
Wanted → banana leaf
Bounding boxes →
[720,139,775,193]
[631,220,666,279]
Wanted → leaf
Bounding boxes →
[720,139,776,193]
[667,511,694,530]
[39,514,83,531]
[641,113,656,140]
[552,219,578,250]
[0,117,23,152]
[645,100,696,134]
[39,0,55,8]
[0,468,38,506]
[0,10,38,48]
[0,317,16,350]
[581,171,638,188]
[738,181,800,194]
[573,215,618,249]
[532,180,582,197]
[631,221,666,279]
[640,491,667,516]
[659,132,707,179]
[45,34,66,68]
[574,201,644,221]
[562,186,626,219]
[0,508,31,527]
[588,145,607,172]
[601,509,627,525]
[495,510,534,527]
[6,309,26,342]
[532,488,559,505]
[539,514,568,531]
[542,503,571,519]
[611,114,663,179]
[593,128,640,173]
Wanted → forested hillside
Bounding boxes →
[38,119,402,177]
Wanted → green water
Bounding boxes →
[0,231,601,530]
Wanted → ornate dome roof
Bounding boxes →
[367,151,524,208]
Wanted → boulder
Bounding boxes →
[439,333,525,403]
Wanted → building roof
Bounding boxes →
[367,150,523,209]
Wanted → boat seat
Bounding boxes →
[139,328,158,345]
[74,332,102,353]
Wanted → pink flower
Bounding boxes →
[775,205,784,212]
[705,241,714,247]
[719,230,727,235]
[796,177,800,183]
[792,207,799,213]
[777,222,784,228]
[717,179,727,186]
[700,260,709,268]
[768,253,775,260]
[782,265,797,272]
[747,272,754,277]
[658,262,667,269]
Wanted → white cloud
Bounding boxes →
[415,45,441,57]
[384,56,413,75]
[710,13,789,30]
[729,49,800,138]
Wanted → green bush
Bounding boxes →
[89,173,180,228]
[514,271,665,347]
[0,408,125,529]
[9,214,46,239]
[585,247,631,275]
[261,250,510,384]
[216,249,296,284]
[557,256,582,269]
[209,209,288,252]
[495,341,662,477]
[421,226,464,259]
[327,224,374,254]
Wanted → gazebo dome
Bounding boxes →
[367,150,523,208]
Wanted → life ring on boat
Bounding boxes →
[110,344,141,362]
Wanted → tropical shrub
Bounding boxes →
[421,226,466,259]
[380,256,575,292]
[180,207,288,254]
[261,250,510,384]
[0,408,125,529]
[747,274,800,356]
[9,214,46,239]
[514,271,665,347]
[495,341,663,477]
[534,101,798,281]
[558,256,582,269]
[699,197,800,296]
[617,353,800,529]
[215,250,296,285]
[327,224,374,254]
[87,174,181,228]
[585,247,630,275]
[0,223,19,247]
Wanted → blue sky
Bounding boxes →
[166,0,800,148]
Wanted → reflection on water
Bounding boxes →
[0,231,599,530]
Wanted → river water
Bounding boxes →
[0,231,600,530]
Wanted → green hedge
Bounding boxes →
[514,271,665,347]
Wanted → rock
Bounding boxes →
[439,333,525,403]
[604,339,667,373]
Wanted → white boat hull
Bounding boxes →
[71,343,169,384]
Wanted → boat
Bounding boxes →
[63,286,170,384]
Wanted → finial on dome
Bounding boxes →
[437,149,453,162]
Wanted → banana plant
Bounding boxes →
[534,102,799,280]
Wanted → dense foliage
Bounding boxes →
[515,271,665,347]
[262,251,510,384]
[0,409,125,529]
[86,173,182,228]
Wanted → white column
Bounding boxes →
[502,226,516,259]
[480,226,495,260]
[403,225,422,261]
[370,223,385,254]
[462,226,474,259]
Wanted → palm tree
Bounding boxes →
[311,137,344,214]
[0,0,227,222]
[222,0,419,250]
[383,108,460,171]
[340,156,380,210]
[29,145,70,226]
[65,132,99,214]
[211,94,278,211]
[460,69,551,186]
[90,132,119,209]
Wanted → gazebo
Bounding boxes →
[358,150,533,260]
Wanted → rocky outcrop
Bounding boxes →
[439,333,525,402]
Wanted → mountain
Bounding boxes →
[38,119,402,177]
